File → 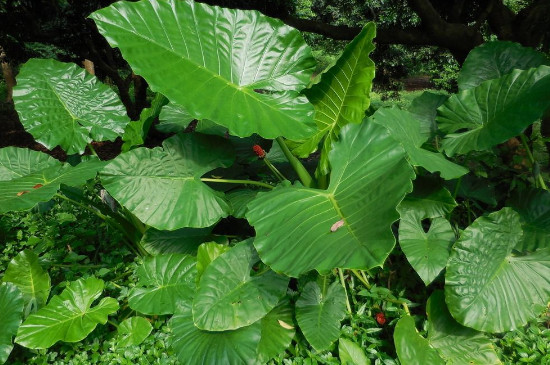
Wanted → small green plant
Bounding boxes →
[0,0,549,364]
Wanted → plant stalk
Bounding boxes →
[263,158,286,181]
[351,269,371,289]
[338,268,352,313]
[520,134,548,190]
[276,137,313,187]
[201,178,274,189]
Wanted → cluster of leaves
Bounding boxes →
[0,0,549,364]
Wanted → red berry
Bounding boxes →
[252,144,266,159]
[375,312,386,325]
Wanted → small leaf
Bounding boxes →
[394,316,445,365]
[258,298,295,363]
[398,177,457,218]
[3,250,51,316]
[193,240,289,331]
[128,254,197,315]
[196,242,231,284]
[339,337,368,365]
[141,227,213,255]
[15,277,118,349]
[117,317,153,347]
[508,188,550,252]
[295,281,347,351]
[0,283,24,364]
[156,102,195,134]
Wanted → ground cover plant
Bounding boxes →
[1,0,550,363]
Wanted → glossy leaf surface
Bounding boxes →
[13,59,129,154]
[248,121,414,276]
[371,107,467,179]
[339,338,368,365]
[437,65,550,156]
[196,241,231,284]
[427,291,501,364]
[458,41,550,90]
[170,306,261,365]
[3,250,51,315]
[193,241,288,331]
[128,254,196,315]
[227,189,258,218]
[445,208,550,332]
[0,148,105,213]
[101,133,234,230]
[15,277,118,349]
[91,0,316,140]
[117,317,153,347]
[0,283,24,364]
[295,281,347,351]
[394,316,445,365]
[399,212,455,285]
[156,102,195,134]
[258,298,295,363]
[508,188,550,252]
[293,24,376,176]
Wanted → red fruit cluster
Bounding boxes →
[252,144,266,159]
[375,312,386,325]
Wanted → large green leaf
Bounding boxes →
[394,316,445,365]
[3,250,51,316]
[117,317,153,347]
[427,291,501,365]
[257,298,295,363]
[12,59,129,154]
[0,148,106,213]
[508,188,550,252]
[445,208,550,332]
[437,65,550,156]
[101,133,234,230]
[407,91,449,139]
[193,240,289,331]
[248,121,414,276]
[295,281,347,351]
[292,24,376,176]
[0,283,24,364]
[170,306,262,365]
[141,227,213,255]
[371,107,467,179]
[339,338,368,365]
[90,0,316,140]
[128,254,197,315]
[398,177,457,219]
[15,277,118,349]
[398,212,455,286]
[458,41,550,91]
[156,102,195,134]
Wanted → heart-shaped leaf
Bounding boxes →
[371,107,467,179]
[248,121,414,276]
[295,281,347,351]
[15,277,118,349]
[258,298,295,363]
[128,254,196,315]
[437,65,550,156]
[508,188,550,252]
[292,23,376,176]
[0,283,24,364]
[458,41,550,91]
[3,250,51,316]
[101,133,234,230]
[90,0,316,140]
[399,212,455,285]
[445,208,550,332]
[193,240,289,331]
[0,148,106,213]
[394,316,445,365]
[427,291,501,364]
[339,338,368,365]
[117,317,153,347]
[13,59,129,154]
[170,306,262,365]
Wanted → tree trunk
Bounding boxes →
[1,61,16,103]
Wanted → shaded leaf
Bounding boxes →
[508,188,550,252]
[227,189,258,218]
[13,59,129,154]
[408,91,449,139]
[141,227,213,255]
[128,254,196,315]
[0,283,24,364]
[15,277,118,349]
[156,102,195,134]
[398,177,457,218]
[258,298,295,363]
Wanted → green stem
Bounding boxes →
[276,137,313,188]
[200,178,274,189]
[263,158,286,181]
[520,133,548,190]
[350,269,371,289]
[87,143,99,157]
[338,269,352,313]
[108,320,119,329]
[50,263,108,269]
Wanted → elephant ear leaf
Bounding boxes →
[117,317,153,348]
[437,65,550,156]
[90,0,316,140]
[101,133,234,230]
[458,41,550,91]
[13,59,129,154]
[15,277,118,349]
[248,121,414,276]
[292,23,376,176]
[394,316,445,365]
[0,283,24,364]
[0,147,106,213]
[445,208,550,332]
